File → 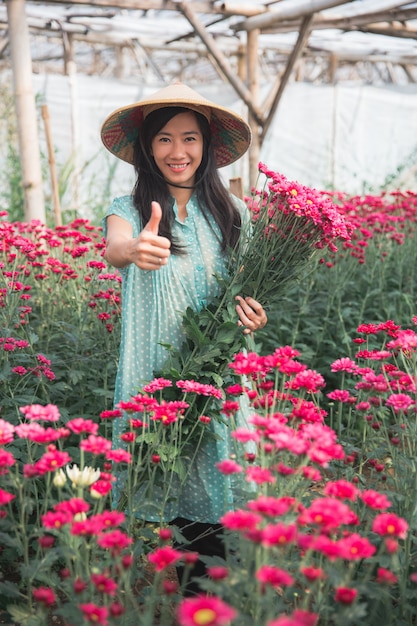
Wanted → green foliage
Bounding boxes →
[0,219,120,424]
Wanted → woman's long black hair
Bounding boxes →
[132,106,242,255]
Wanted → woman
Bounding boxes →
[101,82,267,592]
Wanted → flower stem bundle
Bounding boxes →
[155,164,353,431]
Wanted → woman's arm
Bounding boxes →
[104,202,171,270]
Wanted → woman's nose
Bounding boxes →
[170,140,186,158]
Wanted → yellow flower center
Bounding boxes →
[387,524,396,534]
[290,188,298,196]
[194,608,216,625]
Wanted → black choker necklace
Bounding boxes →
[168,182,196,190]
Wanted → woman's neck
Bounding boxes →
[169,185,193,221]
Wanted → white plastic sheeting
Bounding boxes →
[261,82,417,193]
[31,72,417,213]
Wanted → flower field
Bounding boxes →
[1,174,417,626]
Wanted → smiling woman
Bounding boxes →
[100,82,267,595]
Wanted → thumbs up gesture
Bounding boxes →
[144,201,163,236]
[135,201,171,270]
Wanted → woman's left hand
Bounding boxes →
[235,296,268,335]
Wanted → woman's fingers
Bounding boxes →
[134,229,171,270]
[235,296,267,333]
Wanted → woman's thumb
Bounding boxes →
[144,201,162,235]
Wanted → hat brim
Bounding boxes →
[100,85,252,169]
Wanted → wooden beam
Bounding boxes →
[261,13,314,142]
[233,0,355,32]
[6,0,45,222]
[356,23,417,41]
[307,46,417,65]
[0,35,9,58]
[28,0,266,17]
[247,28,261,187]
[179,1,264,127]
[311,7,417,33]
[229,177,244,199]
[401,64,416,83]
[328,52,338,83]
[243,6,417,35]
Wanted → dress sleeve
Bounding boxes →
[101,196,141,239]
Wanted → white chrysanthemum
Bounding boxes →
[66,464,100,488]
[53,468,67,487]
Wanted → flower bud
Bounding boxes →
[53,468,67,488]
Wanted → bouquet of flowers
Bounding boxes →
[153,163,353,434]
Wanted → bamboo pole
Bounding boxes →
[329,52,338,83]
[247,28,261,189]
[229,177,244,200]
[67,60,81,212]
[179,0,264,127]
[6,0,45,223]
[261,14,314,142]
[41,104,62,227]
[234,0,361,32]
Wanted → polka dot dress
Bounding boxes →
[103,194,253,523]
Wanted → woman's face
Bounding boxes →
[151,111,204,189]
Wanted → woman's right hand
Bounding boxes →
[133,201,171,270]
[104,201,171,270]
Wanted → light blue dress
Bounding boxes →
[103,194,251,523]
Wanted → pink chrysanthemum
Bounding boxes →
[215,459,243,474]
[176,379,222,398]
[268,609,318,626]
[177,595,237,626]
[148,546,183,572]
[256,565,294,588]
[372,513,408,539]
[19,403,60,422]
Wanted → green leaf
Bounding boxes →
[183,319,210,346]
[68,369,85,385]
[0,581,20,598]
[209,372,225,387]
[213,324,241,344]
[28,331,39,345]
[7,605,41,626]
[0,532,20,550]
[92,387,114,399]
